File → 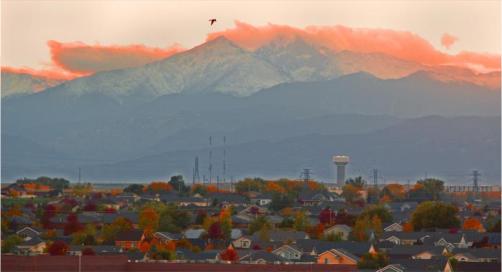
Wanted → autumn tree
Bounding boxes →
[101,217,133,243]
[341,184,363,203]
[220,247,239,262]
[402,222,414,232]
[139,207,160,234]
[381,184,405,201]
[411,201,460,230]
[145,181,173,193]
[319,207,336,225]
[82,247,95,255]
[359,205,392,223]
[64,213,83,235]
[463,217,483,231]
[48,240,69,255]
[208,221,224,240]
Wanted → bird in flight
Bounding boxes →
[209,18,217,26]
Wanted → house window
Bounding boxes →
[324,258,329,264]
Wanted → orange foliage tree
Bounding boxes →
[139,207,159,234]
[463,217,483,231]
[382,184,405,201]
[145,181,173,192]
[265,182,286,194]
[402,222,414,232]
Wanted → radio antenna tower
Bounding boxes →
[223,136,226,183]
[193,156,200,184]
[372,169,377,188]
[209,136,213,184]
[78,167,81,183]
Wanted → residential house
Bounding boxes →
[317,249,358,265]
[153,232,182,244]
[376,258,452,272]
[323,224,352,240]
[384,222,404,232]
[239,250,286,264]
[115,230,144,250]
[232,236,252,249]
[450,248,501,262]
[15,237,46,255]
[272,244,302,261]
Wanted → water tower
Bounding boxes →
[333,155,349,187]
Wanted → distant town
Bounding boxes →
[1,156,500,272]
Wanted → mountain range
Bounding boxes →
[2,36,500,183]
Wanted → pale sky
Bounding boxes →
[1,0,501,70]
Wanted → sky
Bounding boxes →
[1,0,501,78]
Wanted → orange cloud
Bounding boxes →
[441,33,457,49]
[207,21,500,72]
[1,66,79,81]
[47,41,184,74]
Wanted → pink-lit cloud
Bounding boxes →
[1,66,79,81]
[441,33,458,49]
[207,21,500,72]
[47,41,184,74]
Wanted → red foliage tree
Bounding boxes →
[48,240,69,255]
[220,247,239,262]
[83,202,97,211]
[319,207,335,225]
[64,213,83,235]
[208,222,224,240]
[42,204,57,228]
[82,247,95,255]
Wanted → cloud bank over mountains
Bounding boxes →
[2,21,500,85]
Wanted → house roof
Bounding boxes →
[183,228,205,239]
[378,258,449,272]
[116,230,143,241]
[252,230,308,242]
[239,250,287,263]
[18,236,44,247]
[451,248,501,260]
[453,262,501,272]
[387,245,445,258]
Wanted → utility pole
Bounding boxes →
[223,136,226,183]
[373,169,378,189]
[78,167,81,183]
[209,136,213,184]
[301,168,312,184]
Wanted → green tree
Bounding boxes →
[71,224,97,245]
[294,210,310,231]
[249,216,272,235]
[2,235,22,253]
[234,178,265,194]
[158,204,191,233]
[168,175,188,194]
[417,178,445,201]
[357,252,389,269]
[360,205,392,223]
[270,193,294,211]
[345,176,366,189]
[341,184,362,203]
[123,184,144,195]
[411,201,460,230]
